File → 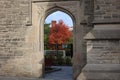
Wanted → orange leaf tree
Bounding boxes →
[48,20,71,49]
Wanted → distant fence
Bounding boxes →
[44,43,73,57]
[44,50,66,58]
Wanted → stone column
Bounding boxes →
[77,24,120,80]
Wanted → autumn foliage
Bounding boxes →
[48,20,71,49]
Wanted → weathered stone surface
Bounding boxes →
[77,64,120,80]
[0,0,120,80]
[0,0,42,78]
[86,40,120,64]
[94,0,120,21]
[84,24,120,39]
[78,24,120,80]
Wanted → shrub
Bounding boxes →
[65,56,72,66]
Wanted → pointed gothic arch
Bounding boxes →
[44,6,76,27]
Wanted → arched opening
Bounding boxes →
[43,7,75,80]
[32,1,85,79]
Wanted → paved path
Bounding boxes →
[44,66,73,80]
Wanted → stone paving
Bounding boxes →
[44,66,73,80]
[0,66,72,80]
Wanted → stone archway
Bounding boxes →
[0,0,120,80]
[32,1,87,79]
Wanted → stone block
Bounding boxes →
[94,0,120,20]
[77,64,120,80]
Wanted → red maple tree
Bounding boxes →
[48,20,71,49]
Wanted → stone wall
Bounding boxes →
[0,0,43,77]
[0,0,31,24]
[77,24,120,80]
[84,0,94,24]
[84,24,120,64]
[87,40,120,64]
[77,0,120,79]
[0,0,120,79]
[94,0,120,21]
[72,0,94,79]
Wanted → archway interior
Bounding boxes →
[44,10,73,80]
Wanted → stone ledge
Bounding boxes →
[92,19,120,24]
[82,64,120,72]
[79,72,120,80]
[84,25,120,40]
[77,64,120,80]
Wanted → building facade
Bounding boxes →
[0,0,120,80]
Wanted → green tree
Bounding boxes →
[67,34,73,44]
[44,23,50,45]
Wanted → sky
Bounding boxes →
[45,11,73,27]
